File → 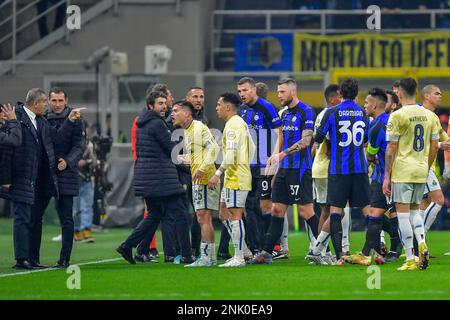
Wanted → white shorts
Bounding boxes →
[220,188,248,209]
[313,178,328,204]
[192,184,220,212]
[391,183,426,205]
[424,170,441,194]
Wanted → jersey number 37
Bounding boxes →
[338,120,366,147]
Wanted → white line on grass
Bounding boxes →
[0,258,123,278]
[9,290,450,299]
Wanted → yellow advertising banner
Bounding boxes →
[294,32,450,72]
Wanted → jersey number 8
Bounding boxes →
[338,120,366,147]
[413,124,425,152]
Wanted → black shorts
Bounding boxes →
[327,174,370,209]
[370,180,388,210]
[272,169,313,205]
[260,175,273,200]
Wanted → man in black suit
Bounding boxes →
[28,88,85,269]
[10,88,81,270]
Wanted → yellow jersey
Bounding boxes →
[184,120,220,185]
[386,104,439,183]
[221,114,255,190]
[312,109,330,179]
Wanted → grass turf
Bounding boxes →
[0,218,450,300]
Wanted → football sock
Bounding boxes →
[210,242,216,260]
[262,216,284,255]
[362,217,383,256]
[330,213,343,259]
[200,242,209,259]
[218,224,231,255]
[410,209,426,245]
[342,207,351,253]
[413,237,419,257]
[382,215,392,234]
[389,216,401,253]
[312,231,330,255]
[230,219,245,259]
[281,214,289,252]
[224,220,232,236]
[422,202,442,232]
[397,212,414,261]
[263,213,272,233]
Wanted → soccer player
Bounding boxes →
[250,78,319,265]
[314,78,371,265]
[171,101,220,267]
[345,88,390,266]
[185,86,209,259]
[238,77,282,254]
[186,86,209,125]
[385,90,400,114]
[208,93,255,267]
[379,89,404,262]
[383,77,439,271]
[308,84,353,265]
[255,81,289,259]
[420,85,450,233]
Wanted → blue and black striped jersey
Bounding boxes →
[314,100,370,175]
[240,97,282,167]
[368,112,389,184]
[280,101,315,170]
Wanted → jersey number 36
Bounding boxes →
[338,120,366,147]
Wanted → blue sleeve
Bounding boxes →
[368,124,380,148]
[265,103,282,129]
[304,108,315,131]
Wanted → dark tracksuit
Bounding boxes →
[124,108,191,259]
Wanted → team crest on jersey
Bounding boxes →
[292,116,297,122]
[227,130,236,140]
[254,114,259,121]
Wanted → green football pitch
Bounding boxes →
[0,218,449,300]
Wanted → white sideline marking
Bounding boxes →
[0,258,122,278]
[8,290,450,299]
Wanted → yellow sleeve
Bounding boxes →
[431,113,440,141]
[221,127,238,170]
[440,128,449,142]
[198,126,219,172]
[386,112,402,142]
